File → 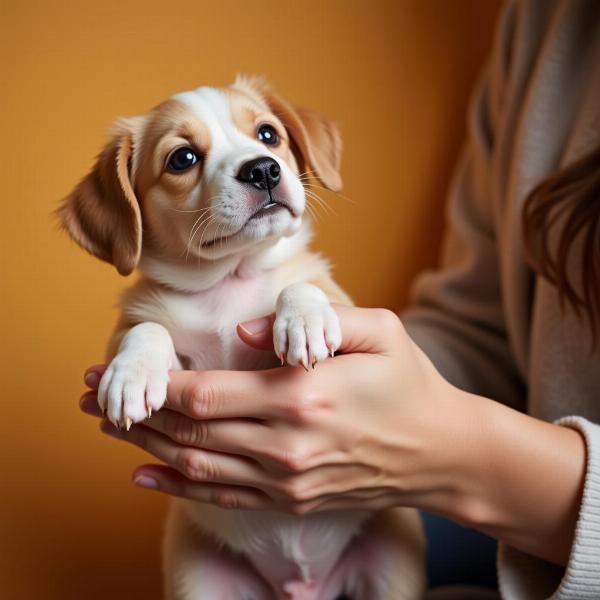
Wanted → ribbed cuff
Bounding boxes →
[497,416,600,599]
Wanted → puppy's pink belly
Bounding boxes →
[184,504,368,598]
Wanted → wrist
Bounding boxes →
[442,392,586,565]
[403,380,495,522]
[417,384,499,525]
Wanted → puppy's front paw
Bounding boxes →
[274,283,342,370]
[98,352,170,429]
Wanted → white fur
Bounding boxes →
[98,322,178,426]
[274,282,342,367]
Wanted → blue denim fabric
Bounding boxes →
[421,512,498,589]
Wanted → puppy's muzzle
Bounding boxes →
[237,156,281,190]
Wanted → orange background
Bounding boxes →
[0,1,500,597]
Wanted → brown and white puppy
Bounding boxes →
[58,76,424,600]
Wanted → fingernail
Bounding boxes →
[84,371,100,389]
[134,475,159,490]
[239,316,271,336]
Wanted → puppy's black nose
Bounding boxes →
[237,157,281,190]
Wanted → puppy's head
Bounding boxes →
[57,76,342,275]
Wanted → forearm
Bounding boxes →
[441,388,586,567]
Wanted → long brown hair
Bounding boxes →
[523,144,600,336]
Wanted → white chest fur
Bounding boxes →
[159,271,281,371]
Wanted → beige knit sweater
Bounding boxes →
[402,1,600,598]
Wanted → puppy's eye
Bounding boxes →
[257,124,280,146]
[167,147,199,172]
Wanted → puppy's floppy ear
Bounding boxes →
[56,118,144,276]
[238,76,342,192]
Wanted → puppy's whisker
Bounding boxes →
[188,213,219,258]
[187,197,226,243]
[304,185,337,214]
[189,210,215,242]
[187,208,214,242]
[304,183,357,206]
[197,215,218,248]
[197,214,220,249]
[297,171,356,206]
[304,202,320,223]
[218,221,226,251]
[305,190,337,217]
[186,210,216,258]
[171,206,213,214]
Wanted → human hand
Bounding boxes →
[80,306,481,516]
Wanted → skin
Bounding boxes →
[80,305,587,568]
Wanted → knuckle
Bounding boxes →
[170,413,209,447]
[279,478,310,502]
[169,413,193,443]
[284,385,324,425]
[373,308,404,335]
[288,501,310,515]
[212,490,241,510]
[179,450,214,481]
[186,380,222,418]
[277,442,310,473]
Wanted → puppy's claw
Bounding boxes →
[147,405,152,418]
[301,356,309,372]
[125,417,133,431]
[328,345,336,358]
[311,357,317,369]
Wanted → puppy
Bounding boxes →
[58,76,425,600]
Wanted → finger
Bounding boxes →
[101,421,272,489]
[84,364,107,390]
[236,314,276,351]
[238,306,403,357]
[165,369,297,420]
[79,392,102,417]
[141,410,283,463]
[131,464,274,510]
[332,304,404,355]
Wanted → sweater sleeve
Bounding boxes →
[402,0,525,411]
[402,2,600,598]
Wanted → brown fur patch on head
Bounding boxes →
[231,75,343,192]
[135,99,211,203]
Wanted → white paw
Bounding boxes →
[273,283,342,369]
[98,323,175,428]
[98,352,170,429]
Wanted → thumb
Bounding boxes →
[237,305,399,355]
[236,313,276,350]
